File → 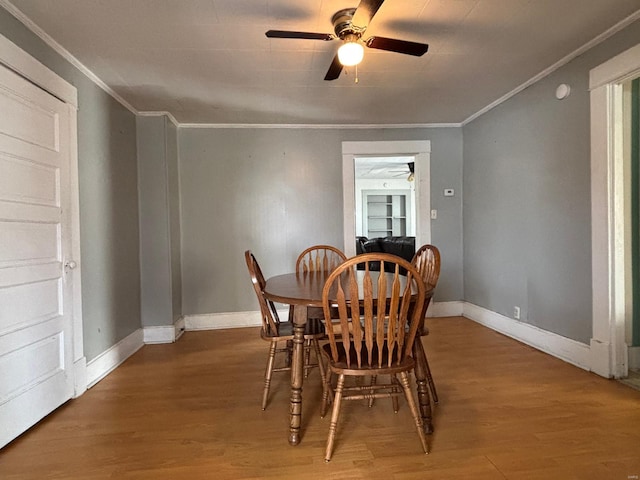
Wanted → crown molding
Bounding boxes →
[462,8,640,126]
[177,122,462,129]
[0,0,138,115]
[137,111,180,128]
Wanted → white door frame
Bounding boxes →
[342,140,431,257]
[589,42,640,378]
[0,33,85,394]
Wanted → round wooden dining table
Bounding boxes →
[263,269,434,446]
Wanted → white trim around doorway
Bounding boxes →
[589,42,640,378]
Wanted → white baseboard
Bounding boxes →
[428,301,464,317]
[86,329,144,388]
[463,302,591,371]
[184,311,263,331]
[589,339,613,377]
[174,316,186,341]
[143,317,186,344]
[73,357,87,397]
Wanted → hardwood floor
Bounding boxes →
[1,316,639,479]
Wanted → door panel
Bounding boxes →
[0,62,74,448]
[0,279,60,331]
[0,153,59,205]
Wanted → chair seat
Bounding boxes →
[322,342,415,376]
[262,318,325,341]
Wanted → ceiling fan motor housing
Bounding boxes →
[332,8,364,39]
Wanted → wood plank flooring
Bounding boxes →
[1,316,639,479]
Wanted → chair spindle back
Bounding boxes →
[322,253,426,369]
[411,244,441,290]
[296,245,347,274]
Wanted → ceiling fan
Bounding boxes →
[265,0,429,81]
[390,162,415,181]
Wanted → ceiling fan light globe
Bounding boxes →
[338,41,364,66]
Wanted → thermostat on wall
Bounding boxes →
[444,189,455,197]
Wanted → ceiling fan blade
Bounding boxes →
[324,54,344,81]
[365,36,429,56]
[266,30,334,41]
[352,0,385,29]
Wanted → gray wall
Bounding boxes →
[137,115,182,327]
[463,19,640,344]
[178,127,463,315]
[0,7,141,361]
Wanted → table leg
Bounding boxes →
[289,305,307,445]
[413,337,433,434]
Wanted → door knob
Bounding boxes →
[65,260,77,269]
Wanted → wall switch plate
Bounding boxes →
[430,209,437,219]
[444,189,454,197]
[514,306,521,320]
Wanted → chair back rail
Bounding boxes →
[296,245,347,274]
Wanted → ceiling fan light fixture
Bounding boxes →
[338,40,364,66]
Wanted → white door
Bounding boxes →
[0,62,75,448]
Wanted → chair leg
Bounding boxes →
[413,338,434,433]
[320,368,332,418]
[304,339,314,378]
[368,375,377,408]
[262,340,278,410]
[423,353,439,405]
[325,374,345,462]
[285,339,293,367]
[312,339,327,397]
[398,372,429,455]
[391,374,400,413]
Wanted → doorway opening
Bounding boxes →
[342,140,430,257]
[623,76,640,387]
[355,156,417,238]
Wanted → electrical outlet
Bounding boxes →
[514,306,521,320]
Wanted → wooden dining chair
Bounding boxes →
[413,244,441,293]
[319,253,429,462]
[294,245,347,356]
[244,250,327,410]
[296,245,347,274]
[411,244,441,406]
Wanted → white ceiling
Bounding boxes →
[6,0,640,125]
[356,156,413,179]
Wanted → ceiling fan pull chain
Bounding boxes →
[355,64,359,84]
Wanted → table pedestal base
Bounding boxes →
[288,306,307,445]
